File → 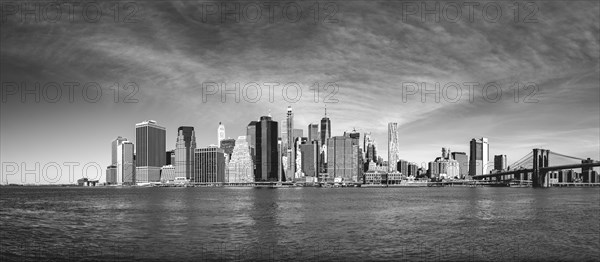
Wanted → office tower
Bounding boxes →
[112,136,128,165]
[388,122,400,172]
[194,146,226,183]
[220,138,236,162]
[247,121,257,165]
[166,150,175,165]
[494,154,507,171]
[106,165,117,184]
[217,122,226,147]
[294,137,308,179]
[408,163,418,177]
[117,141,135,185]
[327,136,360,182]
[469,137,489,178]
[160,165,175,182]
[249,116,280,182]
[300,141,319,178]
[320,108,331,146]
[286,106,294,177]
[397,159,409,175]
[175,126,196,180]
[227,136,254,183]
[278,137,283,182]
[308,123,319,143]
[135,120,166,183]
[451,152,469,179]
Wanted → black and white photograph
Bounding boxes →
[1,0,599,261]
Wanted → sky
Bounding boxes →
[1,0,599,184]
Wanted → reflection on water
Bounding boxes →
[0,187,598,261]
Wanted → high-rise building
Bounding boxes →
[194,146,226,183]
[469,137,489,178]
[166,150,175,165]
[388,122,400,172]
[308,123,319,143]
[252,116,280,182]
[175,126,196,180]
[320,108,331,173]
[106,165,117,184]
[286,107,294,178]
[300,141,319,178]
[494,154,507,172]
[327,136,360,182]
[112,136,128,165]
[135,120,166,183]
[247,121,257,165]
[117,140,135,185]
[451,152,469,178]
[227,136,254,183]
[220,138,236,162]
[397,159,409,175]
[217,122,226,147]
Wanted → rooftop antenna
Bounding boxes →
[324,104,327,117]
[268,108,271,117]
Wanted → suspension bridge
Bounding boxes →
[472,148,600,188]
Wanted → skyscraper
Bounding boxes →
[388,122,400,172]
[286,106,294,181]
[494,154,507,171]
[227,136,254,183]
[308,123,319,143]
[175,126,196,180]
[320,107,331,174]
[300,141,319,178]
[112,136,127,166]
[253,116,280,182]
[217,122,226,146]
[327,136,360,182]
[247,121,257,165]
[451,152,469,178]
[194,146,226,183]
[469,137,489,178]
[135,120,166,183]
[166,150,175,165]
[117,140,135,185]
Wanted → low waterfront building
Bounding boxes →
[161,165,175,183]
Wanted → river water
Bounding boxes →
[0,186,598,261]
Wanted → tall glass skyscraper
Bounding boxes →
[388,122,400,172]
[175,126,196,180]
[253,116,279,182]
[469,137,489,178]
[112,136,127,166]
[135,120,166,183]
[327,136,360,182]
[308,123,319,143]
[117,140,135,185]
[286,106,294,181]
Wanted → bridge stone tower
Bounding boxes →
[532,148,550,188]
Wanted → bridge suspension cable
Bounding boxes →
[549,151,588,161]
[509,152,533,169]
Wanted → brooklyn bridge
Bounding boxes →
[472,148,600,188]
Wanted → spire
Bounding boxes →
[268,108,271,117]
[324,104,327,117]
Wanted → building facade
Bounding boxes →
[253,116,280,182]
[175,126,196,180]
[388,122,400,172]
[327,136,360,182]
[494,154,507,171]
[469,137,489,178]
[117,141,135,185]
[227,136,254,183]
[135,120,166,182]
[451,152,468,178]
[194,146,226,183]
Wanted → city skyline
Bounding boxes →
[2,1,599,184]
